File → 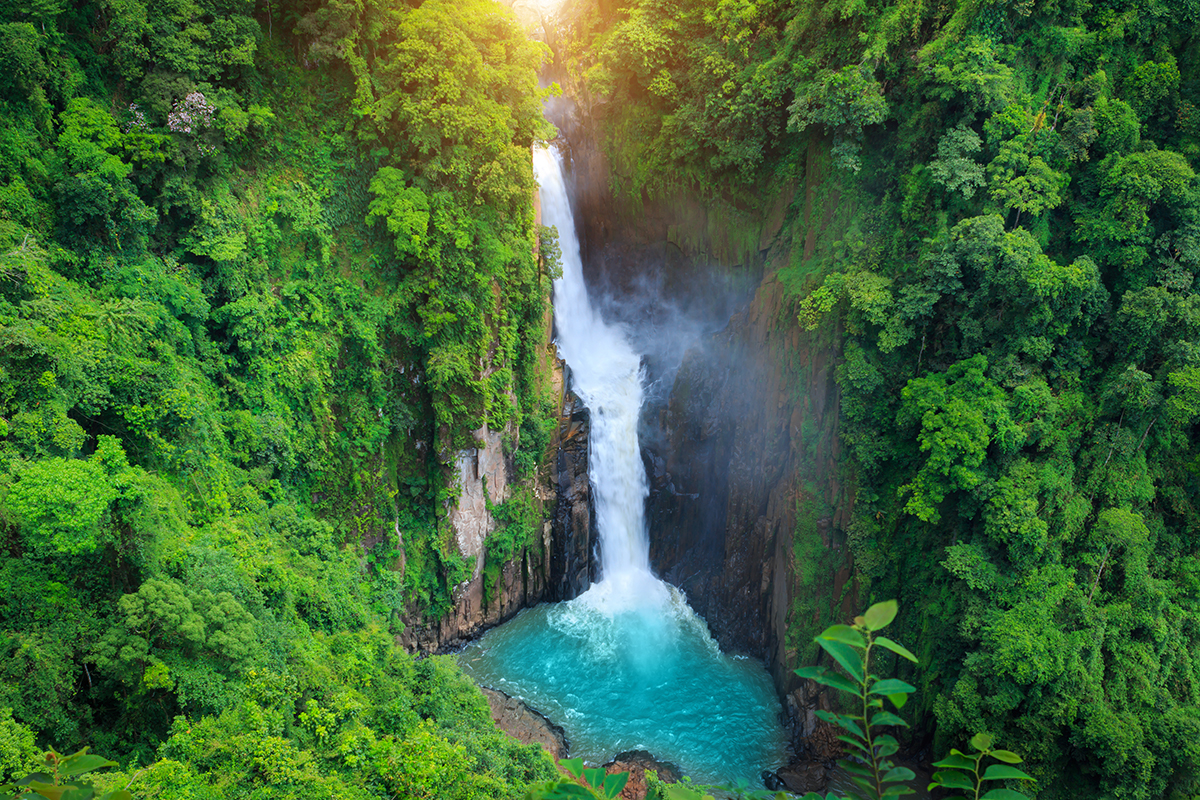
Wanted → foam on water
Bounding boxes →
[458,147,787,786]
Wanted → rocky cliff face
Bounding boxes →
[399,375,595,653]
[643,270,856,685]
[551,380,596,600]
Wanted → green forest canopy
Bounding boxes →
[0,0,1198,798]
[568,0,1200,797]
[0,0,560,797]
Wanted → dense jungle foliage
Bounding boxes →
[0,0,562,796]
[563,0,1200,797]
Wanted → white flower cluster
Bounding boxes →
[123,102,148,133]
[167,92,215,134]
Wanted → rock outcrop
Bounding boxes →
[602,750,683,800]
[551,381,595,600]
[482,687,569,760]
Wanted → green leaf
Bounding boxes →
[982,765,1034,782]
[797,666,861,694]
[837,735,872,755]
[548,786,601,800]
[882,767,916,782]
[817,639,865,682]
[874,636,918,662]
[665,786,712,800]
[988,750,1023,764]
[820,625,867,648]
[932,754,976,769]
[560,758,584,779]
[815,709,865,739]
[863,600,899,630]
[881,786,915,797]
[96,793,132,800]
[870,711,909,728]
[603,773,628,799]
[970,732,995,752]
[875,735,900,758]
[868,679,916,695]
[21,781,69,800]
[583,767,605,789]
[888,693,908,709]
[838,760,874,778]
[981,791,1031,800]
[930,771,975,791]
[58,755,117,778]
[848,774,876,797]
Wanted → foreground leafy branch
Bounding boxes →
[794,600,918,799]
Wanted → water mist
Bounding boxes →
[458,147,786,786]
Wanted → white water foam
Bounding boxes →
[535,146,670,611]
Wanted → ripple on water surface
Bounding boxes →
[458,576,788,787]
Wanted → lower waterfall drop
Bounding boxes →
[458,147,787,786]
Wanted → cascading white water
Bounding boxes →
[458,147,787,786]
[535,146,666,607]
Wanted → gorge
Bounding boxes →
[458,146,790,787]
[0,1,1197,799]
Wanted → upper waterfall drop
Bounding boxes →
[534,146,662,603]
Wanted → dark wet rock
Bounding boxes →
[777,762,828,794]
[552,384,596,600]
[602,750,683,800]
[481,687,568,760]
[762,769,787,791]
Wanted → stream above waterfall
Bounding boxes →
[458,146,788,788]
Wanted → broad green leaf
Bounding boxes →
[97,793,132,800]
[870,711,909,728]
[583,767,605,789]
[603,773,628,799]
[982,765,1034,781]
[21,781,68,800]
[60,787,96,800]
[59,755,117,778]
[817,639,865,682]
[981,790,1030,800]
[863,600,898,630]
[874,636,918,663]
[881,786,915,797]
[970,732,995,752]
[868,679,916,695]
[820,625,867,648]
[932,754,976,769]
[888,693,908,709]
[988,750,1023,764]
[882,767,916,782]
[560,758,584,779]
[875,735,900,757]
[930,771,975,791]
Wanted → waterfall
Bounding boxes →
[534,146,665,606]
[458,147,788,785]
